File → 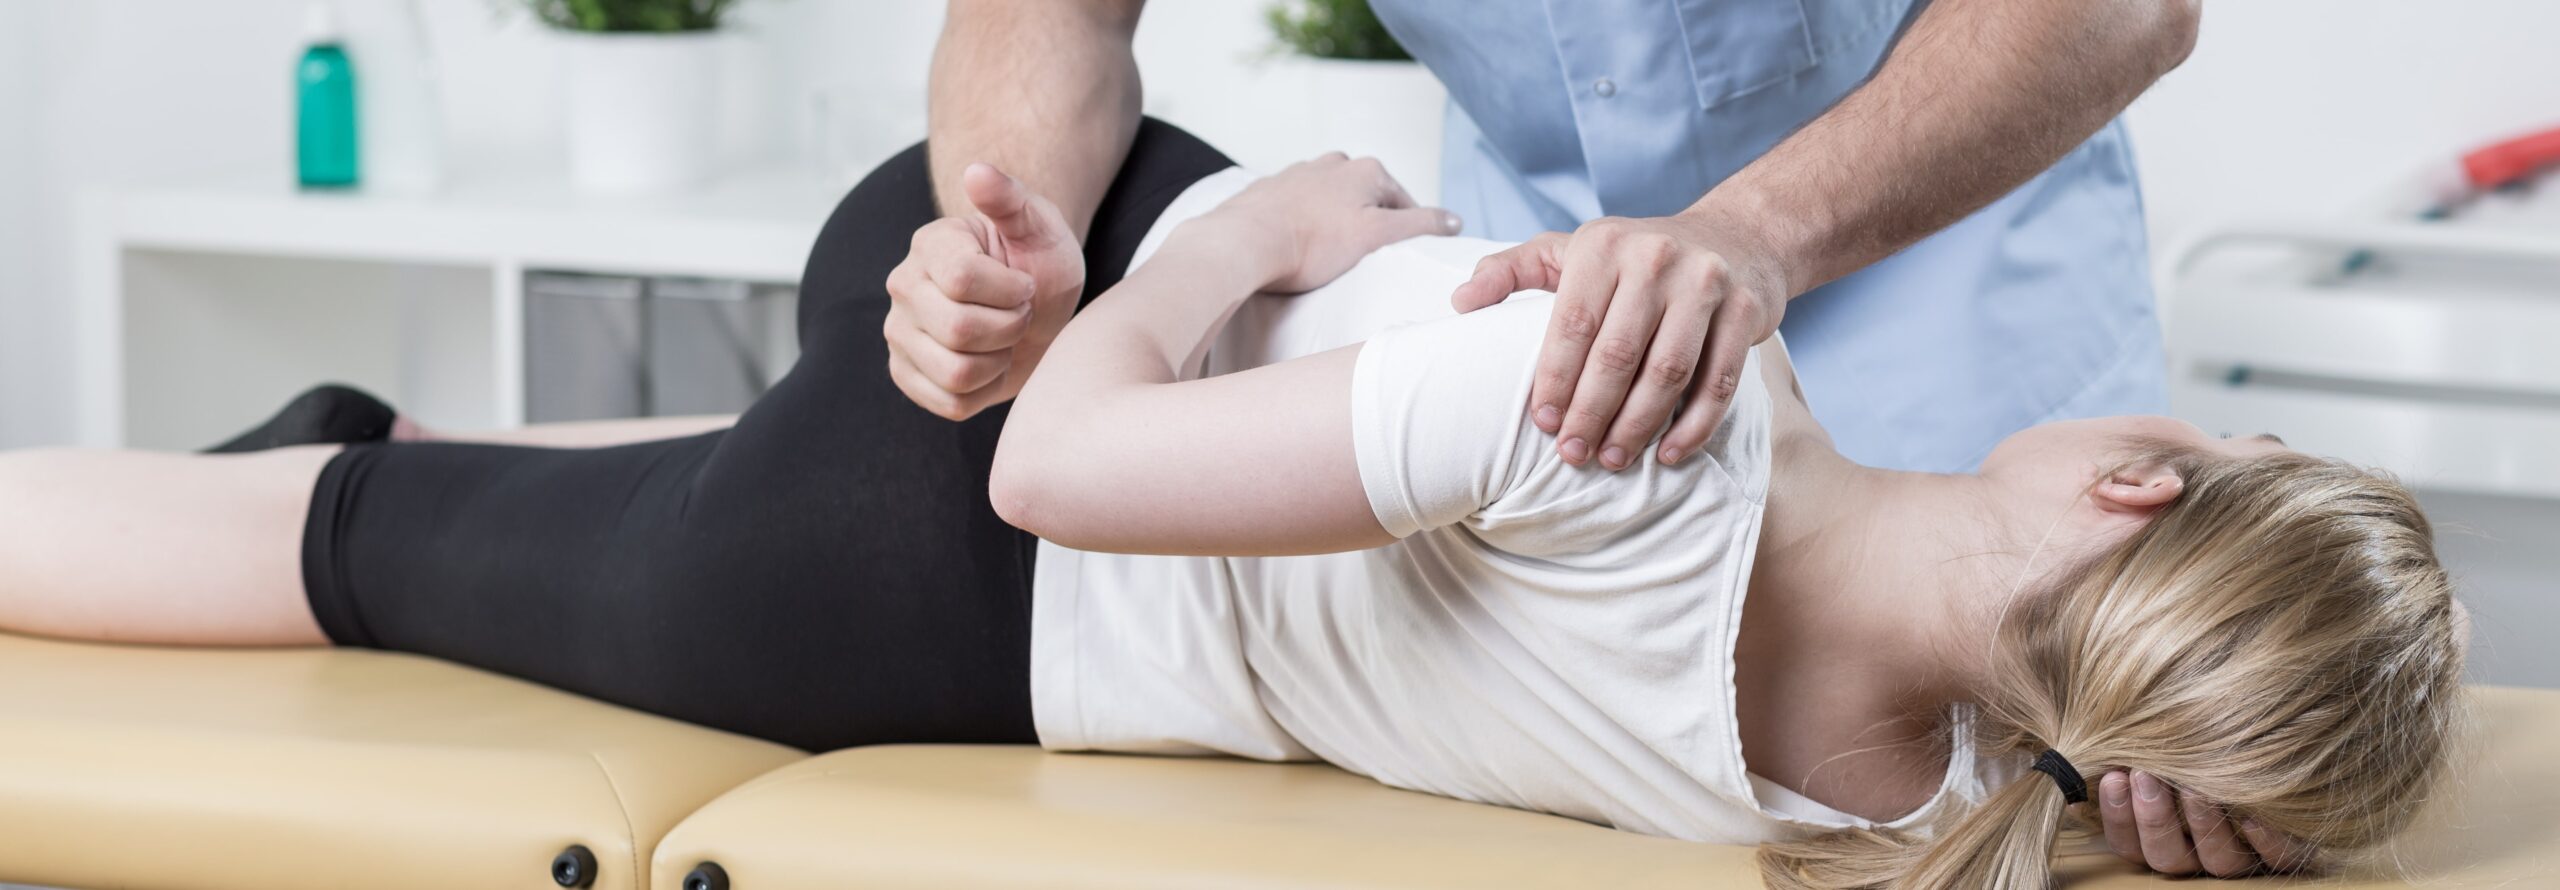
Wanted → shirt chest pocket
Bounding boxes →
[1674,0,1821,108]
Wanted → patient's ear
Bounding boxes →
[2090,462,2184,517]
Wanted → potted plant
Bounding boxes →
[518,0,739,192]
[1263,0,1444,204]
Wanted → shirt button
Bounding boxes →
[1594,77,1617,98]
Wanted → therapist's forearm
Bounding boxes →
[928,0,1145,239]
[1694,0,2200,296]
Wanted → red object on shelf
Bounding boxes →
[2460,126,2560,190]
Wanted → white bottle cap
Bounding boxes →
[304,0,342,42]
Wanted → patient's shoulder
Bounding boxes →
[1210,236,1546,372]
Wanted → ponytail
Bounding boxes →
[1897,772,2070,889]
[1757,768,2071,890]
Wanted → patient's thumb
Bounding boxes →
[1450,235,1560,313]
[964,163,1054,245]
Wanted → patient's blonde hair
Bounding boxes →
[1759,444,2467,890]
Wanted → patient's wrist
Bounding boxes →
[1165,212,1293,292]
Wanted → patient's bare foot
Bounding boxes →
[390,416,433,442]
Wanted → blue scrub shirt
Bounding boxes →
[1370,0,2168,472]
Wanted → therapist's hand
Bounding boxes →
[1451,212,1792,469]
[885,163,1085,421]
[2094,769,2317,878]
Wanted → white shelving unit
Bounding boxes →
[71,166,842,448]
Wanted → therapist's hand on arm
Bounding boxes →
[886,0,1146,420]
[1452,0,2205,470]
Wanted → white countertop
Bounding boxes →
[86,164,847,282]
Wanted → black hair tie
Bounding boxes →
[2032,749,2089,804]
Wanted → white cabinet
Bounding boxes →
[73,167,838,449]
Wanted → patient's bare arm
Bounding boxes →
[990,157,1456,556]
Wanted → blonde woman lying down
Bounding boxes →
[0,122,2464,888]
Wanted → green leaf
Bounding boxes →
[512,0,738,33]
[1265,0,1411,61]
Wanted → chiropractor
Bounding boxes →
[886,0,2293,878]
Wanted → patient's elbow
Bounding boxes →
[986,444,1056,539]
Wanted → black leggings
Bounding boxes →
[301,120,1234,752]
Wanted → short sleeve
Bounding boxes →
[1349,296,1552,537]
[1351,291,1772,563]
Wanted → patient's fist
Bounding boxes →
[884,164,1084,420]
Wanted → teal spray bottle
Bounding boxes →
[296,1,359,188]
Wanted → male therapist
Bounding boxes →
[886,1,2300,878]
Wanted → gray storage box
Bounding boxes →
[647,278,797,417]
[524,271,797,423]
[525,272,646,423]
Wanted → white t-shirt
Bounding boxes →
[1030,169,1999,843]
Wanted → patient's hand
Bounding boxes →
[2095,769,2316,878]
[885,163,1085,421]
[1202,153,1460,294]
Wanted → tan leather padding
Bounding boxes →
[659,687,2560,889]
[0,632,802,890]
[650,744,1752,889]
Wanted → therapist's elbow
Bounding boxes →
[2134,0,2203,78]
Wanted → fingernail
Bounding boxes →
[1600,445,1627,469]
[2134,771,2164,802]
[1660,445,1684,465]
[1535,404,1561,429]
[1560,437,1589,463]
[2241,818,2263,833]
[2103,773,2130,807]
[1440,211,1462,233]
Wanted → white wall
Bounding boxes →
[2128,0,2560,247]
[3,1,313,448]
[0,7,41,444]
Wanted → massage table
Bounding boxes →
[1,630,2552,889]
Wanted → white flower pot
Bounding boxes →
[558,31,719,193]
[1259,57,1447,206]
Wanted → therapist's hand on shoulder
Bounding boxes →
[885,163,1085,421]
[1452,210,1793,470]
